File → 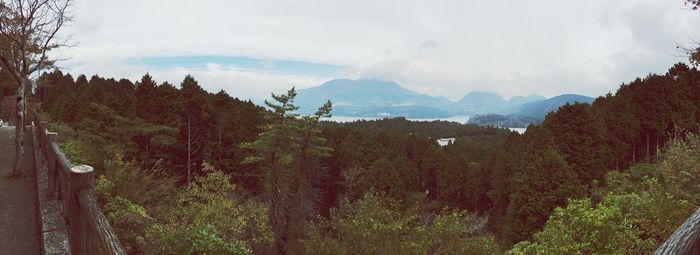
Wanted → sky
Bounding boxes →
[51,0,700,101]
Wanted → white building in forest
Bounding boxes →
[436,138,456,146]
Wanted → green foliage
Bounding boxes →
[303,193,500,255]
[508,198,654,255]
[60,138,92,166]
[147,224,252,255]
[660,134,700,205]
[178,75,210,183]
[95,155,178,254]
[103,196,156,254]
[510,135,700,254]
[509,179,695,255]
[344,156,420,203]
[95,154,177,216]
[36,62,700,254]
[543,103,609,185]
[503,146,585,244]
[242,87,332,254]
[97,160,272,254]
[145,163,273,254]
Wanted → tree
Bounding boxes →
[344,156,420,203]
[486,132,525,237]
[503,146,585,244]
[420,143,444,202]
[135,73,158,121]
[0,0,72,176]
[212,90,232,165]
[179,75,208,184]
[241,87,332,254]
[129,121,178,170]
[681,1,699,65]
[591,89,639,169]
[542,103,609,186]
[303,192,500,255]
[508,198,655,254]
[687,0,700,10]
[146,163,273,255]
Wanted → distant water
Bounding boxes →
[324,116,471,124]
[324,116,527,134]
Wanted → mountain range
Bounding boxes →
[295,79,595,120]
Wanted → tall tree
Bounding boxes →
[592,89,639,169]
[503,146,585,244]
[178,75,208,184]
[135,73,158,121]
[0,0,72,176]
[242,88,332,254]
[543,103,609,186]
[212,90,232,165]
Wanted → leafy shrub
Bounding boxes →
[304,192,500,255]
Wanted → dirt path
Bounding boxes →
[0,126,40,254]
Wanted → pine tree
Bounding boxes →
[135,73,158,122]
[543,103,608,186]
[503,146,585,244]
[178,75,208,184]
[242,88,332,254]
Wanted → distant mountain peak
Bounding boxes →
[295,79,453,118]
[459,91,505,102]
[294,79,594,119]
[513,94,594,118]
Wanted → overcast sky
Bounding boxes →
[52,0,700,101]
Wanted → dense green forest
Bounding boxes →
[35,62,700,254]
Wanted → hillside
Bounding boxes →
[297,79,592,119]
[296,79,455,118]
[456,92,507,114]
[513,94,595,118]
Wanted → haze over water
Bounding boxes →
[324,116,527,134]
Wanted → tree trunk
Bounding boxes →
[632,144,636,164]
[218,116,222,162]
[656,135,660,159]
[11,78,25,176]
[187,116,191,184]
[646,132,650,162]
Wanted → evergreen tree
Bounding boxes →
[135,73,159,122]
[179,75,209,184]
[503,146,584,244]
[591,89,639,169]
[487,131,525,237]
[152,81,182,125]
[420,143,444,203]
[242,88,332,254]
[542,103,608,186]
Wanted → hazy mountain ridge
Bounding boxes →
[296,79,455,118]
[513,94,595,119]
[295,79,593,119]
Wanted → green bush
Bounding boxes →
[304,193,500,255]
[509,135,700,254]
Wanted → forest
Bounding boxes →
[28,61,700,254]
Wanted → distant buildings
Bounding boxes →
[436,138,455,147]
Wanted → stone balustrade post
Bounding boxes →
[68,165,95,255]
[47,132,58,198]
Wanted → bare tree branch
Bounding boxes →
[0,0,72,176]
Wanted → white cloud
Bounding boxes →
[51,0,700,101]
[64,61,333,102]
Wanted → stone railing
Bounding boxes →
[654,207,700,255]
[33,111,126,255]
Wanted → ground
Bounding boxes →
[0,126,40,254]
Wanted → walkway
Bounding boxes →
[0,126,40,254]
